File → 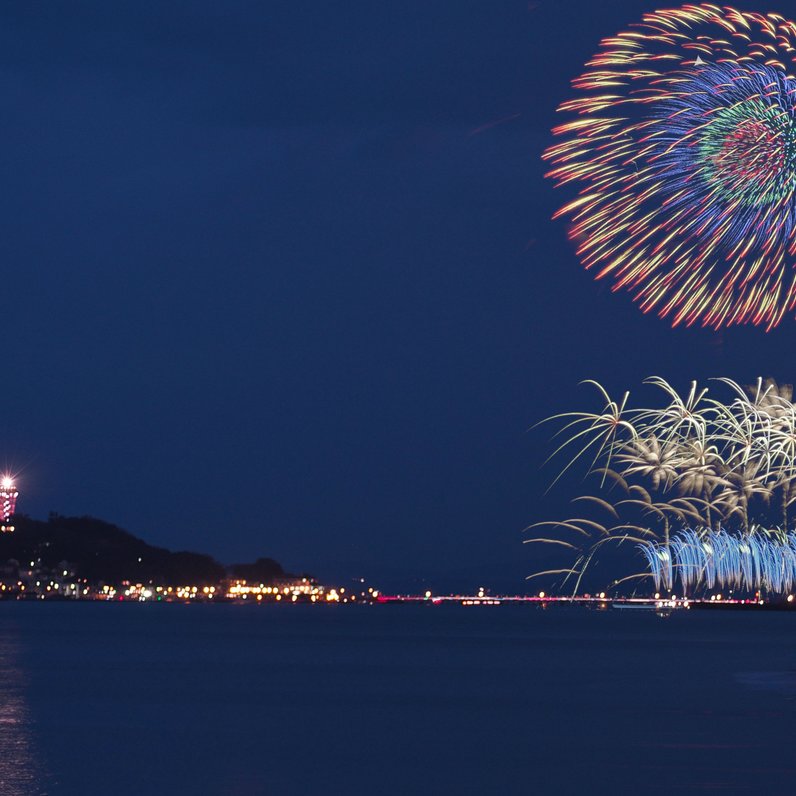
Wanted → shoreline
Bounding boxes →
[1,593,795,609]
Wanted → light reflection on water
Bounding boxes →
[0,627,47,795]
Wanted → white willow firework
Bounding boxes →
[531,377,796,595]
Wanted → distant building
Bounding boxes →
[226,576,324,601]
[0,476,18,533]
[273,576,318,595]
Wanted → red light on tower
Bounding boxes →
[0,476,18,532]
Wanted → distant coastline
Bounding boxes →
[3,514,795,608]
[0,513,343,602]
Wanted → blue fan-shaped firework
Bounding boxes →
[640,529,796,595]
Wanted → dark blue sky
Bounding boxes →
[3,0,793,592]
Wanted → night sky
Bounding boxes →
[4,0,795,592]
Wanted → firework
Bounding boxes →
[531,377,796,594]
[640,528,796,594]
[544,6,796,330]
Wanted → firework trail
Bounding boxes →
[640,528,796,594]
[544,5,796,330]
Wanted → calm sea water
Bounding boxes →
[1,603,795,795]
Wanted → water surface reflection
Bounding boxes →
[0,624,48,794]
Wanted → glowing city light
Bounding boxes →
[0,475,18,532]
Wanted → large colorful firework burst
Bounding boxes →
[544,5,796,330]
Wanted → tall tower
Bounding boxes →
[0,476,18,533]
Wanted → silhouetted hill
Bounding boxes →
[0,514,295,586]
[230,557,286,582]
